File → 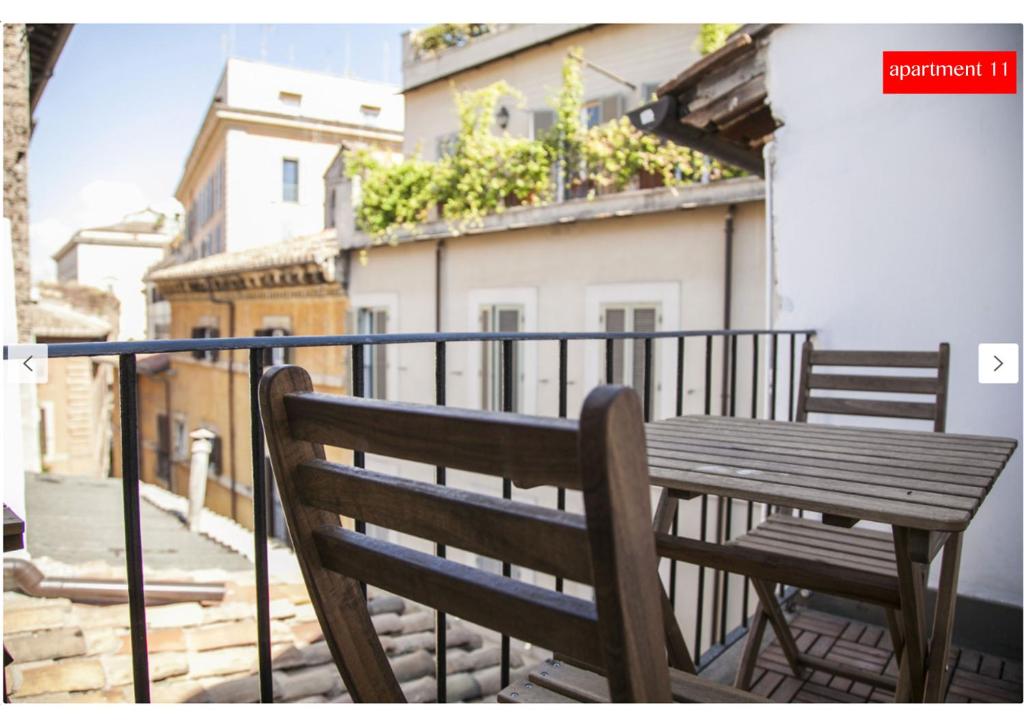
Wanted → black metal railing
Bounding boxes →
[9,327,815,702]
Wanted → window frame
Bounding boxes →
[282,158,300,203]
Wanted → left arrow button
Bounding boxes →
[22,356,33,371]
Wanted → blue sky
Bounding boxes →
[28,24,420,280]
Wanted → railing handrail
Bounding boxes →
[8,328,816,359]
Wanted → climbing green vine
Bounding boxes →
[346,48,741,239]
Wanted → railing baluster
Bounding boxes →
[770,332,778,421]
[351,344,365,536]
[675,336,685,417]
[556,339,567,594]
[704,335,712,416]
[750,333,759,419]
[500,338,514,689]
[670,336,684,611]
[695,493,708,666]
[742,498,753,626]
[248,350,273,703]
[118,353,150,703]
[605,337,614,384]
[720,496,732,644]
[643,337,653,422]
[788,333,796,422]
[728,335,738,417]
[434,341,447,703]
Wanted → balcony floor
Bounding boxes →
[746,609,1022,703]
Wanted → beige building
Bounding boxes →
[172,58,403,265]
[30,281,118,477]
[52,208,176,340]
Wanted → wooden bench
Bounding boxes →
[259,365,765,703]
[730,341,951,690]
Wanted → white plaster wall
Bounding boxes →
[225,129,341,251]
[223,58,403,132]
[75,243,166,340]
[767,24,1023,605]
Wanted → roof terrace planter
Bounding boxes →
[343,177,765,250]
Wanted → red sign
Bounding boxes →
[883,51,1017,94]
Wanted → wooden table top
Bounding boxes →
[644,416,1017,532]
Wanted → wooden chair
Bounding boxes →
[730,340,951,691]
[259,365,764,703]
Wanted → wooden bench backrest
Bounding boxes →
[259,365,672,703]
[795,341,950,432]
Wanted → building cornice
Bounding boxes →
[344,176,766,250]
[51,233,171,262]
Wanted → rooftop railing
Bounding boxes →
[8,327,816,702]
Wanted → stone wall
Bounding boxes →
[3,24,31,342]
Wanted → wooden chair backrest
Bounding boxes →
[795,340,950,432]
[259,365,672,703]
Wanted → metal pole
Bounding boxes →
[248,350,273,702]
[434,341,447,703]
[118,353,150,702]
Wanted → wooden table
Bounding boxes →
[643,415,1017,703]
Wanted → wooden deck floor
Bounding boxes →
[748,610,1022,703]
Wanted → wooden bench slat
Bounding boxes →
[286,392,582,489]
[654,534,900,607]
[804,397,938,421]
[732,535,898,577]
[313,525,604,667]
[498,679,578,703]
[808,373,941,394]
[810,350,941,368]
[296,459,592,584]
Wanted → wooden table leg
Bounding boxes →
[652,489,696,673]
[893,526,929,702]
[923,531,963,702]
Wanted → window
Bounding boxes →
[435,132,459,159]
[172,416,188,460]
[208,434,222,477]
[531,110,555,140]
[581,95,625,129]
[190,326,219,362]
[602,304,659,409]
[282,159,299,202]
[641,82,662,102]
[279,91,302,108]
[356,308,388,399]
[480,305,522,412]
[360,104,382,121]
[255,327,293,367]
[326,187,337,229]
[156,414,171,482]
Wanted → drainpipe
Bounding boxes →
[763,141,776,332]
[206,285,237,521]
[435,239,445,332]
[5,558,224,605]
[711,203,736,637]
[720,203,736,413]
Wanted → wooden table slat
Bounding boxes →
[648,422,1007,471]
